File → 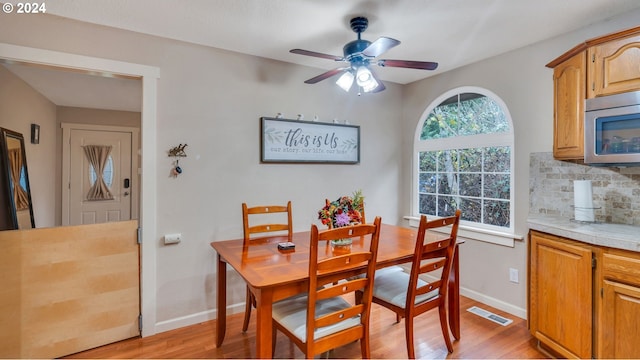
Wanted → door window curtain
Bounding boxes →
[8,148,29,210]
[83,145,114,201]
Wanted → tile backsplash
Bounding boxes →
[529,152,640,225]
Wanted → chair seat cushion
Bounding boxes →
[372,268,439,309]
[272,294,361,342]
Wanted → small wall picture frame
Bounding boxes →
[30,124,40,144]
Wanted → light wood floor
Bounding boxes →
[65,296,547,359]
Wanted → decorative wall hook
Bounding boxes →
[168,144,187,177]
[168,144,188,157]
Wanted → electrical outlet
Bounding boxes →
[164,233,182,245]
[509,268,519,283]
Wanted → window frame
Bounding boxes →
[411,86,517,246]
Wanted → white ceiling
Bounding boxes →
[4,0,640,111]
[2,62,142,112]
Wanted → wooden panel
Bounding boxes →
[602,250,640,287]
[529,231,593,358]
[601,280,640,359]
[552,51,586,160]
[589,34,640,97]
[0,220,140,359]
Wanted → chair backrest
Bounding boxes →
[242,201,292,244]
[407,210,461,312]
[306,216,382,355]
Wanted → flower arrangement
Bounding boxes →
[318,190,364,229]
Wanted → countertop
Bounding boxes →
[527,214,640,253]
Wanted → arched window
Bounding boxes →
[413,87,514,234]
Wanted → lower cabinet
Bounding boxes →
[529,230,640,359]
[529,231,594,358]
[598,251,640,359]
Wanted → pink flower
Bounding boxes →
[334,212,351,227]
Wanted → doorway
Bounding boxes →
[0,43,160,338]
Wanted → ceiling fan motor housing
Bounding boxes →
[343,39,372,65]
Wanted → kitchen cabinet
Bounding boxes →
[529,230,640,359]
[598,249,640,359]
[529,231,594,358]
[588,32,640,98]
[547,25,640,160]
[551,51,586,160]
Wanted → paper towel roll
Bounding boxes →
[574,180,595,222]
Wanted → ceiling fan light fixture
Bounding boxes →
[361,79,379,93]
[336,71,354,92]
[356,66,372,84]
[356,66,379,92]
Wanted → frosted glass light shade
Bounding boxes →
[336,71,354,92]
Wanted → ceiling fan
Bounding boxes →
[290,16,438,94]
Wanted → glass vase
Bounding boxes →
[330,238,353,246]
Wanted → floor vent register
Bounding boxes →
[467,306,513,326]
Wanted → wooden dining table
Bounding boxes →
[210,223,462,359]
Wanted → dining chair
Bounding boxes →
[365,210,461,358]
[271,216,382,358]
[241,201,293,332]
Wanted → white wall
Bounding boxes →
[0,65,57,228]
[0,13,404,332]
[400,9,640,316]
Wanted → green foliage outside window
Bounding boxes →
[417,92,511,228]
[420,93,509,140]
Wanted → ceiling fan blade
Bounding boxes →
[304,67,349,84]
[377,59,438,70]
[290,49,344,61]
[362,37,401,58]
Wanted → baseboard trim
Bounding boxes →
[151,287,527,335]
[460,287,527,320]
[153,303,244,334]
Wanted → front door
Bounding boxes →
[62,124,138,226]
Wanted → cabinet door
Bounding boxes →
[552,51,585,160]
[529,231,593,358]
[588,34,640,98]
[600,280,640,358]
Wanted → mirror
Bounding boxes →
[0,128,35,230]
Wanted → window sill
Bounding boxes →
[403,216,524,247]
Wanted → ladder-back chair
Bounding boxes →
[271,217,382,358]
[240,201,293,332]
[366,210,461,358]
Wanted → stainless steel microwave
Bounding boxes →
[585,91,640,166]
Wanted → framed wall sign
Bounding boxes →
[260,117,360,164]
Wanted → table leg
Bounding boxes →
[253,287,274,359]
[449,245,461,340]
[216,253,227,347]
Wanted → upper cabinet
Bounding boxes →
[552,51,586,160]
[588,32,640,98]
[547,26,640,160]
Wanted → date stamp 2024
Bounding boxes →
[2,2,47,14]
